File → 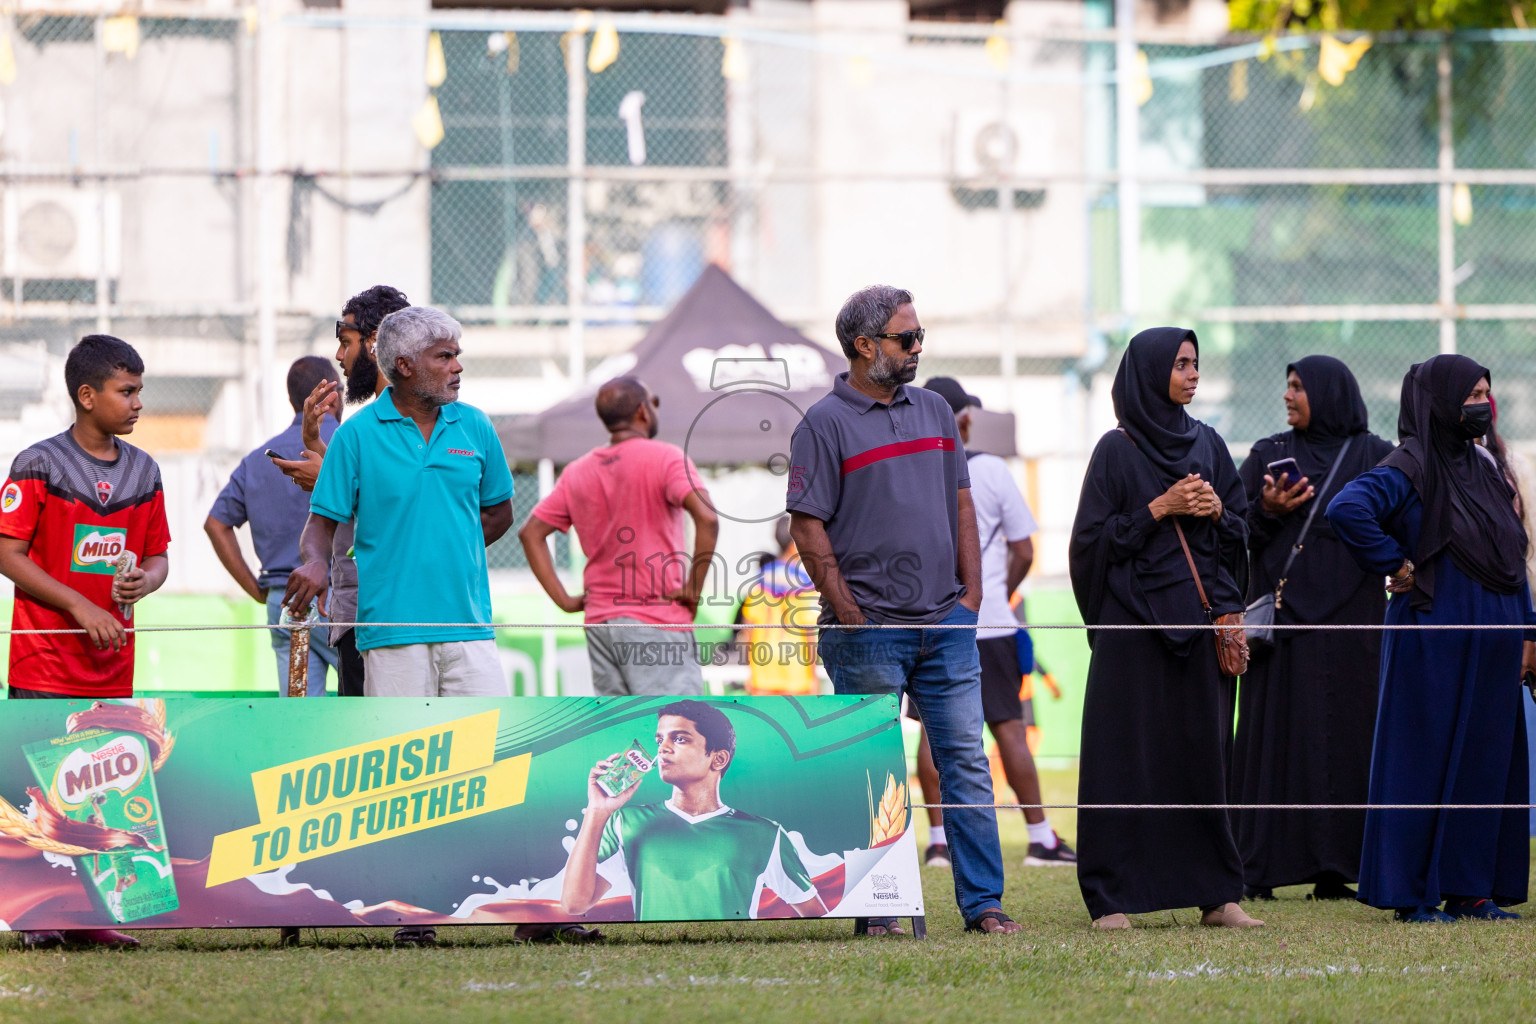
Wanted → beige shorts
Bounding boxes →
[362,639,509,697]
[584,618,706,697]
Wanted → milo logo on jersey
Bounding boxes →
[72,524,130,575]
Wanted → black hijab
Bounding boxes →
[1111,327,1203,485]
[1074,326,1248,647]
[1287,355,1370,479]
[1380,354,1527,607]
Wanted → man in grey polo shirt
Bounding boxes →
[787,284,1020,937]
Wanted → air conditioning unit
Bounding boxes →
[951,110,1055,182]
[2,187,122,281]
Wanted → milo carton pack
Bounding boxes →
[597,740,654,798]
[24,727,178,923]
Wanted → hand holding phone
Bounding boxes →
[272,449,323,492]
[1266,458,1302,486]
[1261,457,1313,516]
[264,449,287,461]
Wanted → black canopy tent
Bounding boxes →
[496,264,1016,467]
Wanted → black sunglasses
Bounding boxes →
[874,328,924,351]
[335,319,354,340]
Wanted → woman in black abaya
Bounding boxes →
[1069,328,1258,930]
[1328,355,1536,922]
[1231,356,1394,902]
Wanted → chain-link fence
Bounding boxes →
[419,20,1536,448]
[2,9,1535,486]
[1117,35,1536,445]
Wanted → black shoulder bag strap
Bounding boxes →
[1271,435,1353,610]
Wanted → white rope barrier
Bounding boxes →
[1,621,1532,636]
[915,803,1536,810]
[5,621,1526,814]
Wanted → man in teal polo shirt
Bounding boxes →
[285,305,514,697]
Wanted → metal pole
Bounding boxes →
[255,0,279,442]
[232,11,248,321]
[565,30,587,384]
[537,457,559,697]
[725,7,755,290]
[93,16,109,334]
[1082,0,1113,458]
[1113,0,1140,329]
[1436,38,1456,355]
[999,28,1017,386]
[501,68,516,301]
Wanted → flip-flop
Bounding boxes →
[864,917,906,937]
[21,931,64,951]
[551,924,605,943]
[964,909,1019,934]
[514,924,606,944]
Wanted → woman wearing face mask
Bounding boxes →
[1070,328,1259,930]
[1483,397,1536,591]
[1327,355,1536,923]
[1230,357,1395,903]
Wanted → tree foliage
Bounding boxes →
[1230,0,1536,34]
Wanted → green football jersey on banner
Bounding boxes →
[597,800,816,921]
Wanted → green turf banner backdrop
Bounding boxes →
[0,696,923,930]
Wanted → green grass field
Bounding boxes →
[7,770,1536,1023]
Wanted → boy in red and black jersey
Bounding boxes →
[0,335,170,700]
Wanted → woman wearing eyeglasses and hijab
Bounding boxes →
[1230,356,1395,904]
[1328,355,1536,923]
[1069,328,1261,930]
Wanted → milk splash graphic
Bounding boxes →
[247,823,908,922]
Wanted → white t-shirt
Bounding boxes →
[967,452,1039,639]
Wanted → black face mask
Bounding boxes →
[1457,402,1493,440]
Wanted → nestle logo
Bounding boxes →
[870,873,899,899]
[446,448,476,457]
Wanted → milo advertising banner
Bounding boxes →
[0,696,923,929]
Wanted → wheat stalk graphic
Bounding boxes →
[0,698,174,856]
[867,772,908,848]
[0,797,94,857]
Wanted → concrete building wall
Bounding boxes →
[0,0,1229,601]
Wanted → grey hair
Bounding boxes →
[834,285,914,360]
[375,306,462,383]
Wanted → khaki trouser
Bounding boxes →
[362,639,508,697]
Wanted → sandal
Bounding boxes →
[513,924,606,944]
[864,917,905,937]
[1200,903,1264,928]
[392,926,437,947]
[964,909,1020,934]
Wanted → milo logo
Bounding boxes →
[53,738,147,810]
[624,749,653,772]
[72,524,129,575]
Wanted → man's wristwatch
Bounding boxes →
[1391,559,1415,581]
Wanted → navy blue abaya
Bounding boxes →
[1328,464,1536,909]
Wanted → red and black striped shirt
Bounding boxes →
[1,431,171,697]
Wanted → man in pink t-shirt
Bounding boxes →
[519,376,719,695]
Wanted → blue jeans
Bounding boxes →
[818,602,1005,923]
[266,590,339,697]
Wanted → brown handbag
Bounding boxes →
[1172,517,1250,677]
